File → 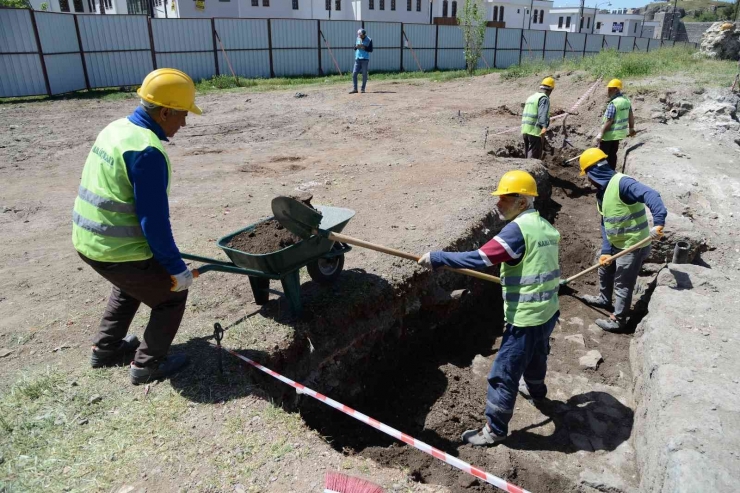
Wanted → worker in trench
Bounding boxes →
[418,171,561,446]
[72,69,201,385]
[521,77,555,159]
[593,79,636,170]
[577,148,667,332]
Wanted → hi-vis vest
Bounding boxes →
[521,93,548,137]
[602,95,631,141]
[500,211,561,327]
[597,173,650,250]
[72,118,171,263]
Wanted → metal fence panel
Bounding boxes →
[544,50,563,62]
[635,37,649,51]
[619,36,635,52]
[85,51,153,88]
[0,55,46,97]
[436,49,464,70]
[44,53,85,94]
[272,50,318,76]
[495,50,519,68]
[215,19,269,50]
[565,51,582,60]
[35,12,78,54]
[321,48,355,74]
[320,20,361,48]
[545,31,565,51]
[484,27,496,48]
[480,48,495,68]
[602,35,619,50]
[153,19,212,53]
[0,9,37,53]
[437,25,462,48]
[364,22,401,48]
[522,30,544,51]
[566,32,586,52]
[585,34,603,52]
[663,40,675,48]
[497,28,521,50]
[270,19,315,49]
[403,49,434,71]
[77,15,150,51]
[648,38,662,51]
[368,48,400,72]
[522,50,544,62]
[403,23,435,49]
[219,51,270,78]
[156,53,214,81]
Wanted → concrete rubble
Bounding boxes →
[699,22,740,59]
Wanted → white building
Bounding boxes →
[431,0,552,30]
[593,13,644,36]
[29,0,96,13]
[548,7,596,33]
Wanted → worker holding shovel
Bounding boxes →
[577,148,667,332]
[418,170,561,446]
[593,79,636,170]
[521,77,555,159]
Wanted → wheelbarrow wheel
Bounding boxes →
[307,255,344,284]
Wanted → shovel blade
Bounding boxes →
[271,196,323,239]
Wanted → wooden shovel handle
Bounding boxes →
[326,231,501,284]
[563,236,653,285]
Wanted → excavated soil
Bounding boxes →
[226,219,302,254]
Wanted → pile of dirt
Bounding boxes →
[700,22,740,59]
[226,219,302,254]
[488,144,524,158]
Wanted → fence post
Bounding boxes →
[73,15,91,91]
[563,31,567,60]
[633,36,637,52]
[542,29,547,61]
[267,18,275,78]
[582,33,587,58]
[518,28,524,66]
[434,24,439,71]
[317,20,323,76]
[147,16,157,70]
[400,23,404,72]
[29,10,51,97]
[493,27,498,68]
[617,35,621,51]
[211,18,220,76]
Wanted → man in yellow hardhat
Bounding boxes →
[577,148,667,332]
[521,77,555,160]
[593,79,636,170]
[418,170,560,446]
[72,68,201,385]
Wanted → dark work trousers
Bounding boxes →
[79,253,188,367]
[599,139,620,171]
[353,59,369,91]
[523,134,543,159]
[485,310,559,437]
[597,245,651,321]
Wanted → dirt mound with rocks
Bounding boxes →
[700,22,740,59]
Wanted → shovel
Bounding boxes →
[271,196,501,285]
[559,236,653,287]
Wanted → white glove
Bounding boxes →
[170,269,193,292]
[593,133,603,146]
[649,225,664,240]
[418,252,433,270]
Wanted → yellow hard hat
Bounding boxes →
[721,22,733,31]
[137,68,202,115]
[491,170,539,197]
[541,77,555,89]
[607,78,623,90]
[579,148,608,175]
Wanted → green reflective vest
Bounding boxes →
[500,211,561,327]
[521,92,548,137]
[72,118,171,263]
[602,95,631,142]
[597,173,650,250]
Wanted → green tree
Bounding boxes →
[459,0,487,75]
[0,0,32,7]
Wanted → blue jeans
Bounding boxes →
[353,59,369,91]
[485,310,559,436]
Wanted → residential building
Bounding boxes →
[432,0,552,29]
[28,0,97,13]
[593,12,644,36]
[548,7,596,33]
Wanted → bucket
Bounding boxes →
[672,241,690,264]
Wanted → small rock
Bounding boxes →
[116,486,135,493]
[88,395,102,405]
[294,92,307,98]
[9,125,17,130]
[458,473,478,488]
[0,348,13,358]
[564,334,586,347]
[324,180,332,185]
[77,418,89,426]
[234,484,246,493]
[711,405,717,411]
[722,337,729,342]
[587,324,601,335]
[568,317,584,327]
[579,350,603,370]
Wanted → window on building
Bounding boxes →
[73,0,84,10]
[580,17,583,29]
[293,0,298,9]
[104,0,111,8]
[407,0,411,10]
[391,0,395,10]
[493,5,498,20]
[416,0,420,11]
[533,9,537,23]
[325,0,330,9]
[335,0,340,10]
[558,16,563,28]
[596,21,601,29]
[587,17,590,28]
[442,0,447,16]
[380,0,384,10]
[499,5,503,20]
[516,8,519,13]
[566,16,571,28]
[262,0,269,5]
[59,0,70,10]
[539,10,543,23]
[634,23,638,33]
[369,0,373,8]
[451,0,456,16]
[252,0,257,5]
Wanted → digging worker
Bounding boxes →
[350,29,373,94]
[418,170,560,446]
[72,68,201,385]
[593,79,636,170]
[520,77,555,159]
[578,148,667,332]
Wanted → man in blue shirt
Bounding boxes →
[350,29,373,94]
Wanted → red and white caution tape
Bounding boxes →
[217,344,532,493]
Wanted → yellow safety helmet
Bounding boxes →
[540,76,556,89]
[491,170,539,197]
[607,78,623,90]
[137,68,202,115]
[579,148,608,176]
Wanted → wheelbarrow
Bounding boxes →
[181,204,355,317]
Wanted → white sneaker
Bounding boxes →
[461,424,505,446]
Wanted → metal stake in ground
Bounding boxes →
[271,196,501,284]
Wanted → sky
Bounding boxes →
[554,0,732,9]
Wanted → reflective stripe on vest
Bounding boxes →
[521,92,548,137]
[72,118,171,263]
[602,96,631,141]
[597,173,650,249]
[500,210,561,327]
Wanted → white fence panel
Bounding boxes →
[403,49,435,71]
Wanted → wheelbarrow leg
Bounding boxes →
[248,276,270,305]
[280,270,303,317]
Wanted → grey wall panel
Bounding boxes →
[602,35,619,49]
[0,9,37,53]
[565,51,582,60]
[364,22,401,48]
[522,29,544,50]
[320,20,361,48]
[219,51,270,78]
[85,51,153,88]
[522,50,543,62]
[367,49,400,71]
[479,49,495,68]
[566,32,586,51]
[484,27,496,48]
[663,40,675,47]
[403,23,435,48]
[618,36,634,52]
[44,53,85,95]
[544,50,563,62]
[271,19,315,49]
[436,49,464,70]
[215,19,269,50]
[0,54,45,97]
[156,53,214,82]
[495,50,519,68]
[498,28,521,49]
[321,48,355,74]
[437,25,462,48]
[35,12,79,54]
[585,34,603,52]
[402,48,434,71]
[78,15,150,52]
[635,37,648,51]
[648,38,662,51]
[545,31,565,51]
[153,19,212,53]
[272,50,318,76]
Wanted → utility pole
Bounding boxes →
[578,0,585,33]
[528,0,534,29]
[667,0,678,40]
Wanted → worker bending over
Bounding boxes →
[593,79,636,170]
[419,171,560,446]
[521,77,555,159]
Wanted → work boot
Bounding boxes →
[130,354,190,385]
[595,317,626,333]
[578,294,614,311]
[360,89,366,93]
[349,89,358,94]
[461,424,506,446]
[90,335,140,368]
[518,377,546,405]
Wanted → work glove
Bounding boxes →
[599,254,613,267]
[649,225,664,240]
[629,128,637,137]
[593,133,603,146]
[170,269,193,292]
[418,252,434,270]
[540,127,548,136]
